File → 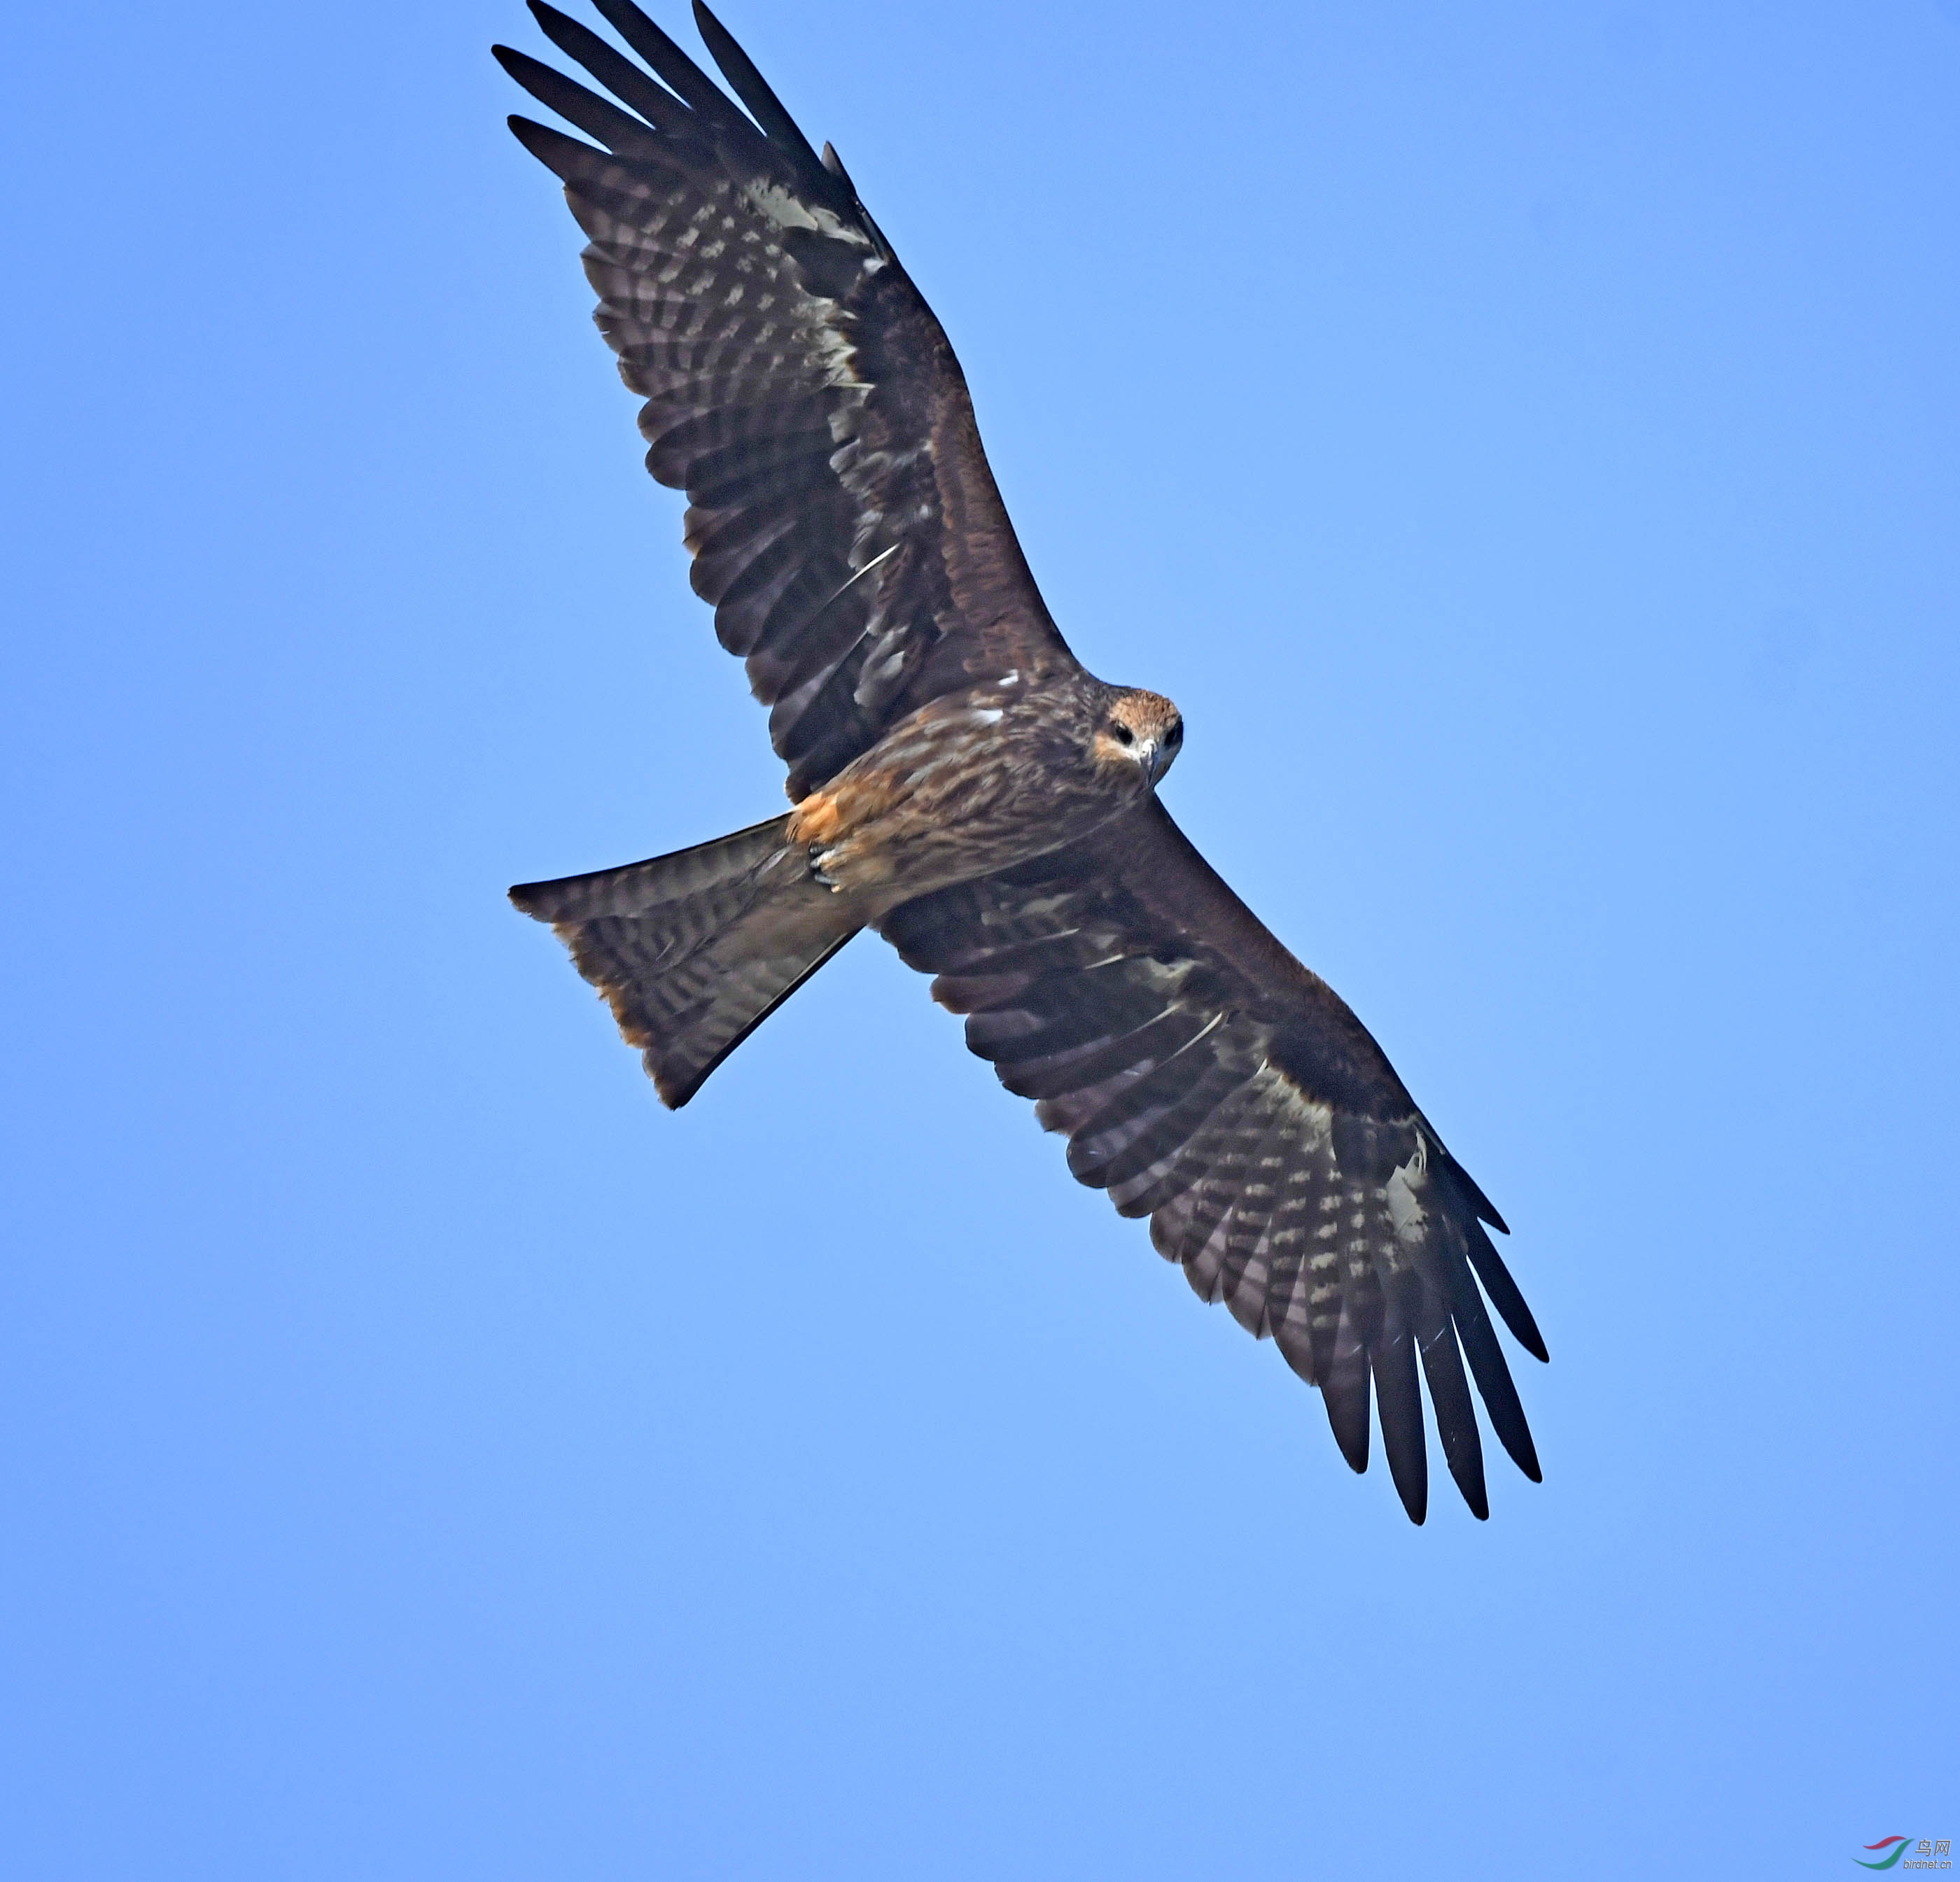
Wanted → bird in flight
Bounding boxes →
[497,1,1547,1522]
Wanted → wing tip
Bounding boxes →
[491,41,542,82]
[1322,1377,1371,1477]
[1464,1222,1551,1364]
[505,108,591,160]
[690,0,727,41]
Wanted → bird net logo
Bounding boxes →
[1855,1839,1952,1871]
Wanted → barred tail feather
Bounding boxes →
[511,815,858,1107]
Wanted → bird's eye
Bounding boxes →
[1166,724,1182,745]
[1111,723,1134,746]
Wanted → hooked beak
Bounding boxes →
[1141,738,1175,786]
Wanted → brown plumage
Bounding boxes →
[499,1,1546,1522]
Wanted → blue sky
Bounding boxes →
[4,0,1956,1874]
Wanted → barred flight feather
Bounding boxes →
[878,798,1547,1521]
[495,0,1070,796]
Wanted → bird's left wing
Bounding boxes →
[878,800,1548,1523]
[496,1,1077,798]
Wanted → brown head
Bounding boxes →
[1091,688,1184,790]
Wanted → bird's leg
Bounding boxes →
[802,834,897,892]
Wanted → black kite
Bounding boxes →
[497,1,1547,1522]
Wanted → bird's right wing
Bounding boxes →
[879,799,1548,1523]
[496,0,1077,798]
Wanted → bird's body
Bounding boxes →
[789,679,1181,897]
[498,0,1548,1522]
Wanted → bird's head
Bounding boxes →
[1092,689,1184,790]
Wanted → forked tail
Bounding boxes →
[510,816,857,1107]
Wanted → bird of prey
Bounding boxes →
[497,0,1547,1522]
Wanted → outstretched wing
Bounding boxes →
[496,0,1076,796]
[878,801,1548,1523]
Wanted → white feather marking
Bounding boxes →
[741,181,872,246]
[1259,1066,1334,1144]
[1385,1161,1427,1246]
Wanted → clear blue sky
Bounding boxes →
[4,0,1956,1874]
